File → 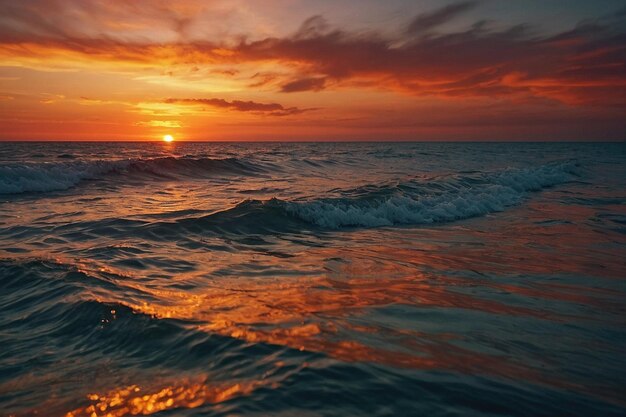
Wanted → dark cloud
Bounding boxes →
[294,15,332,40]
[281,77,326,92]
[406,1,478,35]
[230,6,626,106]
[248,72,280,88]
[164,98,311,116]
[0,1,624,107]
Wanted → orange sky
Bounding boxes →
[0,0,624,141]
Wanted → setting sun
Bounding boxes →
[163,134,174,142]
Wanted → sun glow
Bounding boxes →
[163,134,174,142]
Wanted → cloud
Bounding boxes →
[281,77,326,93]
[0,0,241,43]
[230,7,626,106]
[164,98,312,116]
[136,120,182,128]
[39,93,65,104]
[294,15,332,40]
[78,97,129,106]
[0,1,624,107]
[406,1,478,35]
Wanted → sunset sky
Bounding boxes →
[0,0,624,141]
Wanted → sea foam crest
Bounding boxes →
[285,161,578,228]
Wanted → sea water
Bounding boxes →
[0,142,624,416]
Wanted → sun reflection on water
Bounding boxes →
[64,378,262,417]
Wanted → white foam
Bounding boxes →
[286,161,578,228]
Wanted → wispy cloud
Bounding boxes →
[136,120,182,128]
[231,8,626,105]
[39,93,65,104]
[0,1,623,106]
[281,77,326,93]
[164,98,313,116]
[406,1,478,35]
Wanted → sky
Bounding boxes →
[0,0,624,141]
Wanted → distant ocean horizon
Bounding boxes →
[1,141,625,416]
[1,139,624,142]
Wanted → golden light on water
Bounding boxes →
[163,134,174,142]
[63,378,263,417]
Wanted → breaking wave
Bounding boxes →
[285,160,580,228]
[0,159,580,235]
[147,159,581,234]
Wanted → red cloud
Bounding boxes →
[231,14,626,105]
[164,98,312,116]
[0,1,624,107]
[281,77,326,93]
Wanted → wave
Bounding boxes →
[0,258,247,362]
[0,156,270,195]
[0,160,580,239]
[285,160,580,228]
[0,257,310,416]
[144,159,580,234]
[0,159,129,194]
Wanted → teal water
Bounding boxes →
[0,142,625,416]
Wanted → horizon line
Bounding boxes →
[0,139,625,143]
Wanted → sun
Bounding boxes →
[163,134,174,142]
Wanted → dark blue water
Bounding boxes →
[0,142,625,416]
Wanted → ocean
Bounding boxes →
[0,141,624,416]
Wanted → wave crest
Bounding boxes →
[140,160,579,234]
[0,157,268,194]
[286,160,580,228]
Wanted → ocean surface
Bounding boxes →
[0,141,625,417]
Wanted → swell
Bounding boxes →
[153,159,581,233]
[0,160,580,241]
[0,258,292,372]
[0,258,312,416]
[286,160,581,228]
[0,156,272,195]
